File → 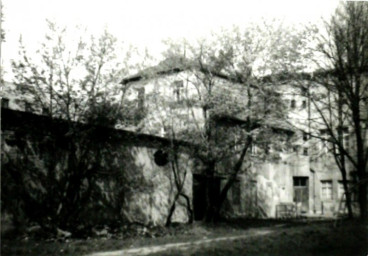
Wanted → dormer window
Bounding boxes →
[1,98,9,108]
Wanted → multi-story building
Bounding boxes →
[121,58,360,218]
[1,57,360,221]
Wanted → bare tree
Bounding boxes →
[300,2,368,219]
[135,21,311,222]
[3,21,143,233]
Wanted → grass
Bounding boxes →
[2,219,367,256]
[150,220,368,256]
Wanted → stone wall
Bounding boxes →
[1,108,193,227]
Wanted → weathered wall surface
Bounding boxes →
[223,152,358,218]
[1,109,193,227]
[123,146,192,225]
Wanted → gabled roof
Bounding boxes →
[120,56,251,85]
[121,57,189,84]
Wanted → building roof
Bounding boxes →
[120,56,251,85]
[1,107,197,151]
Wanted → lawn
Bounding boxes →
[150,220,368,256]
[2,219,367,256]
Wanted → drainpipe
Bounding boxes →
[311,169,316,214]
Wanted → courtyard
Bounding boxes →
[2,219,367,256]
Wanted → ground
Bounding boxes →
[2,219,367,256]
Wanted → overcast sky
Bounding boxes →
[1,0,339,80]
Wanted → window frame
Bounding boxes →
[321,180,333,200]
[290,99,296,109]
[172,80,184,101]
[302,100,307,109]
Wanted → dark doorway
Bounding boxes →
[293,176,309,213]
[193,174,221,221]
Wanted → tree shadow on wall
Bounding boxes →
[1,123,156,235]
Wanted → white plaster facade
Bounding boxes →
[121,63,360,218]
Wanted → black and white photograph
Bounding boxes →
[1,0,367,255]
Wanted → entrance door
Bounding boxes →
[193,174,221,221]
[293,177,309,213]
[193,175,206,220]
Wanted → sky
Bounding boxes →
[1,0,340,80]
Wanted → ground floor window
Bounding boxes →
[321,180,333,200]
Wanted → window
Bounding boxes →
[302,100,307,109]
[320,129,332,153]
[301,87,308,96]
[290,99,296,109]
[1,98,9,108]
[303,132,308,141]
[250,144,258,155]
[173,80,184,101]
[294,177,308,187]
[232,180,241,205]
[321,180,333,200]
[339,127,350,150]
[303,147,308,156]
[293,145,299,154]
[320,129,329,136]
[343,135,350,150]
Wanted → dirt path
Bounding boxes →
[86,229,274,256]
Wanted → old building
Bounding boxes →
[1,58,360,222]
[1,83,194,226]
[121,58,360,218]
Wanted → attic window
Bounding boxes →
[1,98,9,108]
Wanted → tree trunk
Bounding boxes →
[341,166,354,218]
[180,193,193,224]
[213,140,250,220]
[357,169,368,220]
[336,91,354,219]
[166,191,181,226]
